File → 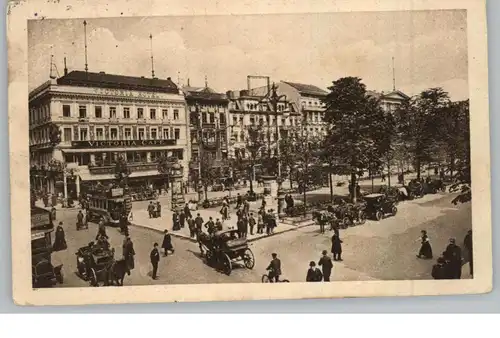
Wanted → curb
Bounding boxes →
[130,219,316,244]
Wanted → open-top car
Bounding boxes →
[198,229,255,276]
[362,193,398,221]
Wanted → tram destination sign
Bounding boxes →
[71,139,176,148]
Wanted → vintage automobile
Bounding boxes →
[85,187,132,227]
[362,193,398,221]
[424,177,446,194]
[76,244,115,286]
[327,199,367,228]
[31,207,64,288]
[198,229,255,276]
[404,179,425,199]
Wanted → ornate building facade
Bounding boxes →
[29,70,190,199]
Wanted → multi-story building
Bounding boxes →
[29,70,190,199]
[274,81,328,138]
[182,84,230,181]
[226,88,300,160]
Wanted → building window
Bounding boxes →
[137,108,144,119]
[174,128,180,140]
[123,107,130,119]
[151,128,157,140]
[150,108,156,119]
[202,112,208,123]
[95,106,102,118]
[124,128,132,140]
[96,128,104,140]
[173,109,179,120]
[250,117,255,125]
[79,105,87,118]
[63,128,72,142]
[163,129,169,139]
[110,128,118,140]
[232,116,237,125]
[239,117,244,124]
[138,128,145,140]
[162,109,168,119]
[110,107,116,118]
[63,105,71,117]
[80,128,88,141]
[209,113,215,123]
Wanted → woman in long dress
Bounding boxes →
[52,224,67,251]
[417,230,433,259]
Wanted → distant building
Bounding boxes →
[366,90,409,113]
[182,84,230,182]
[226,88,299,160]
[29,70,190,199]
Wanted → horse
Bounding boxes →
[105,259,129,286]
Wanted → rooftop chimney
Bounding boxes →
[167,77,171,81]
[63,57,68,76]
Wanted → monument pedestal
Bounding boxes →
[260,175,278,219]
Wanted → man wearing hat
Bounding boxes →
[318,250,334,281]
[306,261,323,282]
[444,238,462,279]
[266,253,282,283]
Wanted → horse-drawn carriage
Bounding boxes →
[76,244,125,286]
[362,193,398,221]
[198,229,255,276]
[326,199,367,228]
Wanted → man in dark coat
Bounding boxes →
[53,222,67,251]
[147,201,155,218]
[184,203,192,219]
[444,238,462,279]
[76,210,84,230]
[180,210,186,228]
[318,250,333,281]
[266,253,282,283]
[150,243,160,280]
[331,233,343,261]
[96,220,108,240]
[463,230,473,276]
[236,193,242,209]
[156,201,162,218]
[306,261,323,282]
[241,216,248,238]
[248,213,256,235]
[187,216,196,238]
[205,216,215,235]
[215,218,223,232]
[162,229,174,256]
[172,210,180,231]
[432,257,447,280]
[194,213,204,238]
[122,236,135,273]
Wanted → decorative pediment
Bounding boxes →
[382,90,410,101]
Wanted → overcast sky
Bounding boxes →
[27,10,468,100]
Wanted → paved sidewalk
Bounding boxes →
[130,205,314,243]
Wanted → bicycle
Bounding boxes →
[261,272,290,283]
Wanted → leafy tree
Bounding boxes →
[157,155,175,191]
[394,88,450,179]
[279,127,302,189]
[322,77,389,202]
[199,153,219,201]
[114,156,130,187]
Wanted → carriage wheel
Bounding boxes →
[261,274,270,283]
[243,248,255,269]
[357,211,366,225]
[375,211,383,221]
[89,268,98,287]
[391,206,398,216]
[221,253,232,276]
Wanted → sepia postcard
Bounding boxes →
[8,0,492,306]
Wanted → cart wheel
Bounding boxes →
[221,253,232,276]
[89,268,98,287]
[375,211,383,221]
[243,248,255,269]
[261,274,270,283]
[357,211,366,225]
[391,206,398,216]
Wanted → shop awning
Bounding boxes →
[63,146,182,153]
[79,170,161,182]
